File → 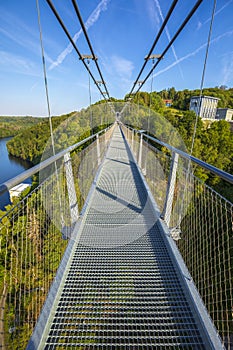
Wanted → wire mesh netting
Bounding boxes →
[0,174,68,349]
[29,125,216,349]
[124,125,233,349]
[1,116,232,348]
[76,128,113,207]
[0,127,114,349]
[177,171,233,349]
[124,127,171,214]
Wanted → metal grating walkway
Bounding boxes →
[29,126,221,349]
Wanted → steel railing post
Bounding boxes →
[162,151,179,227]
[131,129,134,149]
[138,133,143,168]
[64,152,79,226]
[96,133,101,165]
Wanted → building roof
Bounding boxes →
[217,108,233,111]
[9,183,30,198]
[191,95,220,100]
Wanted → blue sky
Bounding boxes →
[0,0,233,116]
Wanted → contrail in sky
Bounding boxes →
[49,0,110,70]
[152,30,233,79]
[153,0,184,80]
[202,0,233,26]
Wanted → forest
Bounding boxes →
[125,87,233,201]
[0,105,115,348]
[0,116,46,138]
[129,85,233,110]
[3,87,233,200]
[6,107,112,165]
[0,89,232,348]
[6,113,74,164]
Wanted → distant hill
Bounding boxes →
[127,86,233,111]
[6,107,114,165]
[157,86,233,110]
[4,91,233,201]
[124,88,233,202]
[0,116,47,138]
[6,114,74,164]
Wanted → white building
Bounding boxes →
[216,108,233,122]
[9,183,30,202]
[190,95,219,120]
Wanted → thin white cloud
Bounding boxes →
[101,54,134,93]
[0,8,42,52]
[197,21,202,30]
[111,55,134,80]
[0,50,36,75]
[0,25,55,68]
[221,53,233,86]
[153,0,184,80]
[0,8,35,36]
[146,0,160,30]
[0,10,56,66]
[30,81,40,92]
[152,30,233,79]
[201,0,233,27]
[214,0,233,16]
[49,0,110,70]
[0,19,39,58]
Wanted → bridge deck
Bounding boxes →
[30,126,217,349]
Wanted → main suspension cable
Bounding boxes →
[132,0,204,96]
[46,0,109,101]
[71,0,110,100]
[129,0,179,98]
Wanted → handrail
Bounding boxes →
[0,125,113,195]
[125,125,233,184]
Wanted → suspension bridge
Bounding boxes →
[0,0,233,349]
[0,119,232,349]
[27,124,223,349]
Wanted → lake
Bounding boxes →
[0,137,31,210]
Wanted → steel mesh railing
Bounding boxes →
[0,179,67,349]
[123,126,171,213]
[27,124,223,349]
[75,127,113,207]
[1,120,232,348]
[0,126,114,349]
[123,124,233,349]
[177,171,233,349]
